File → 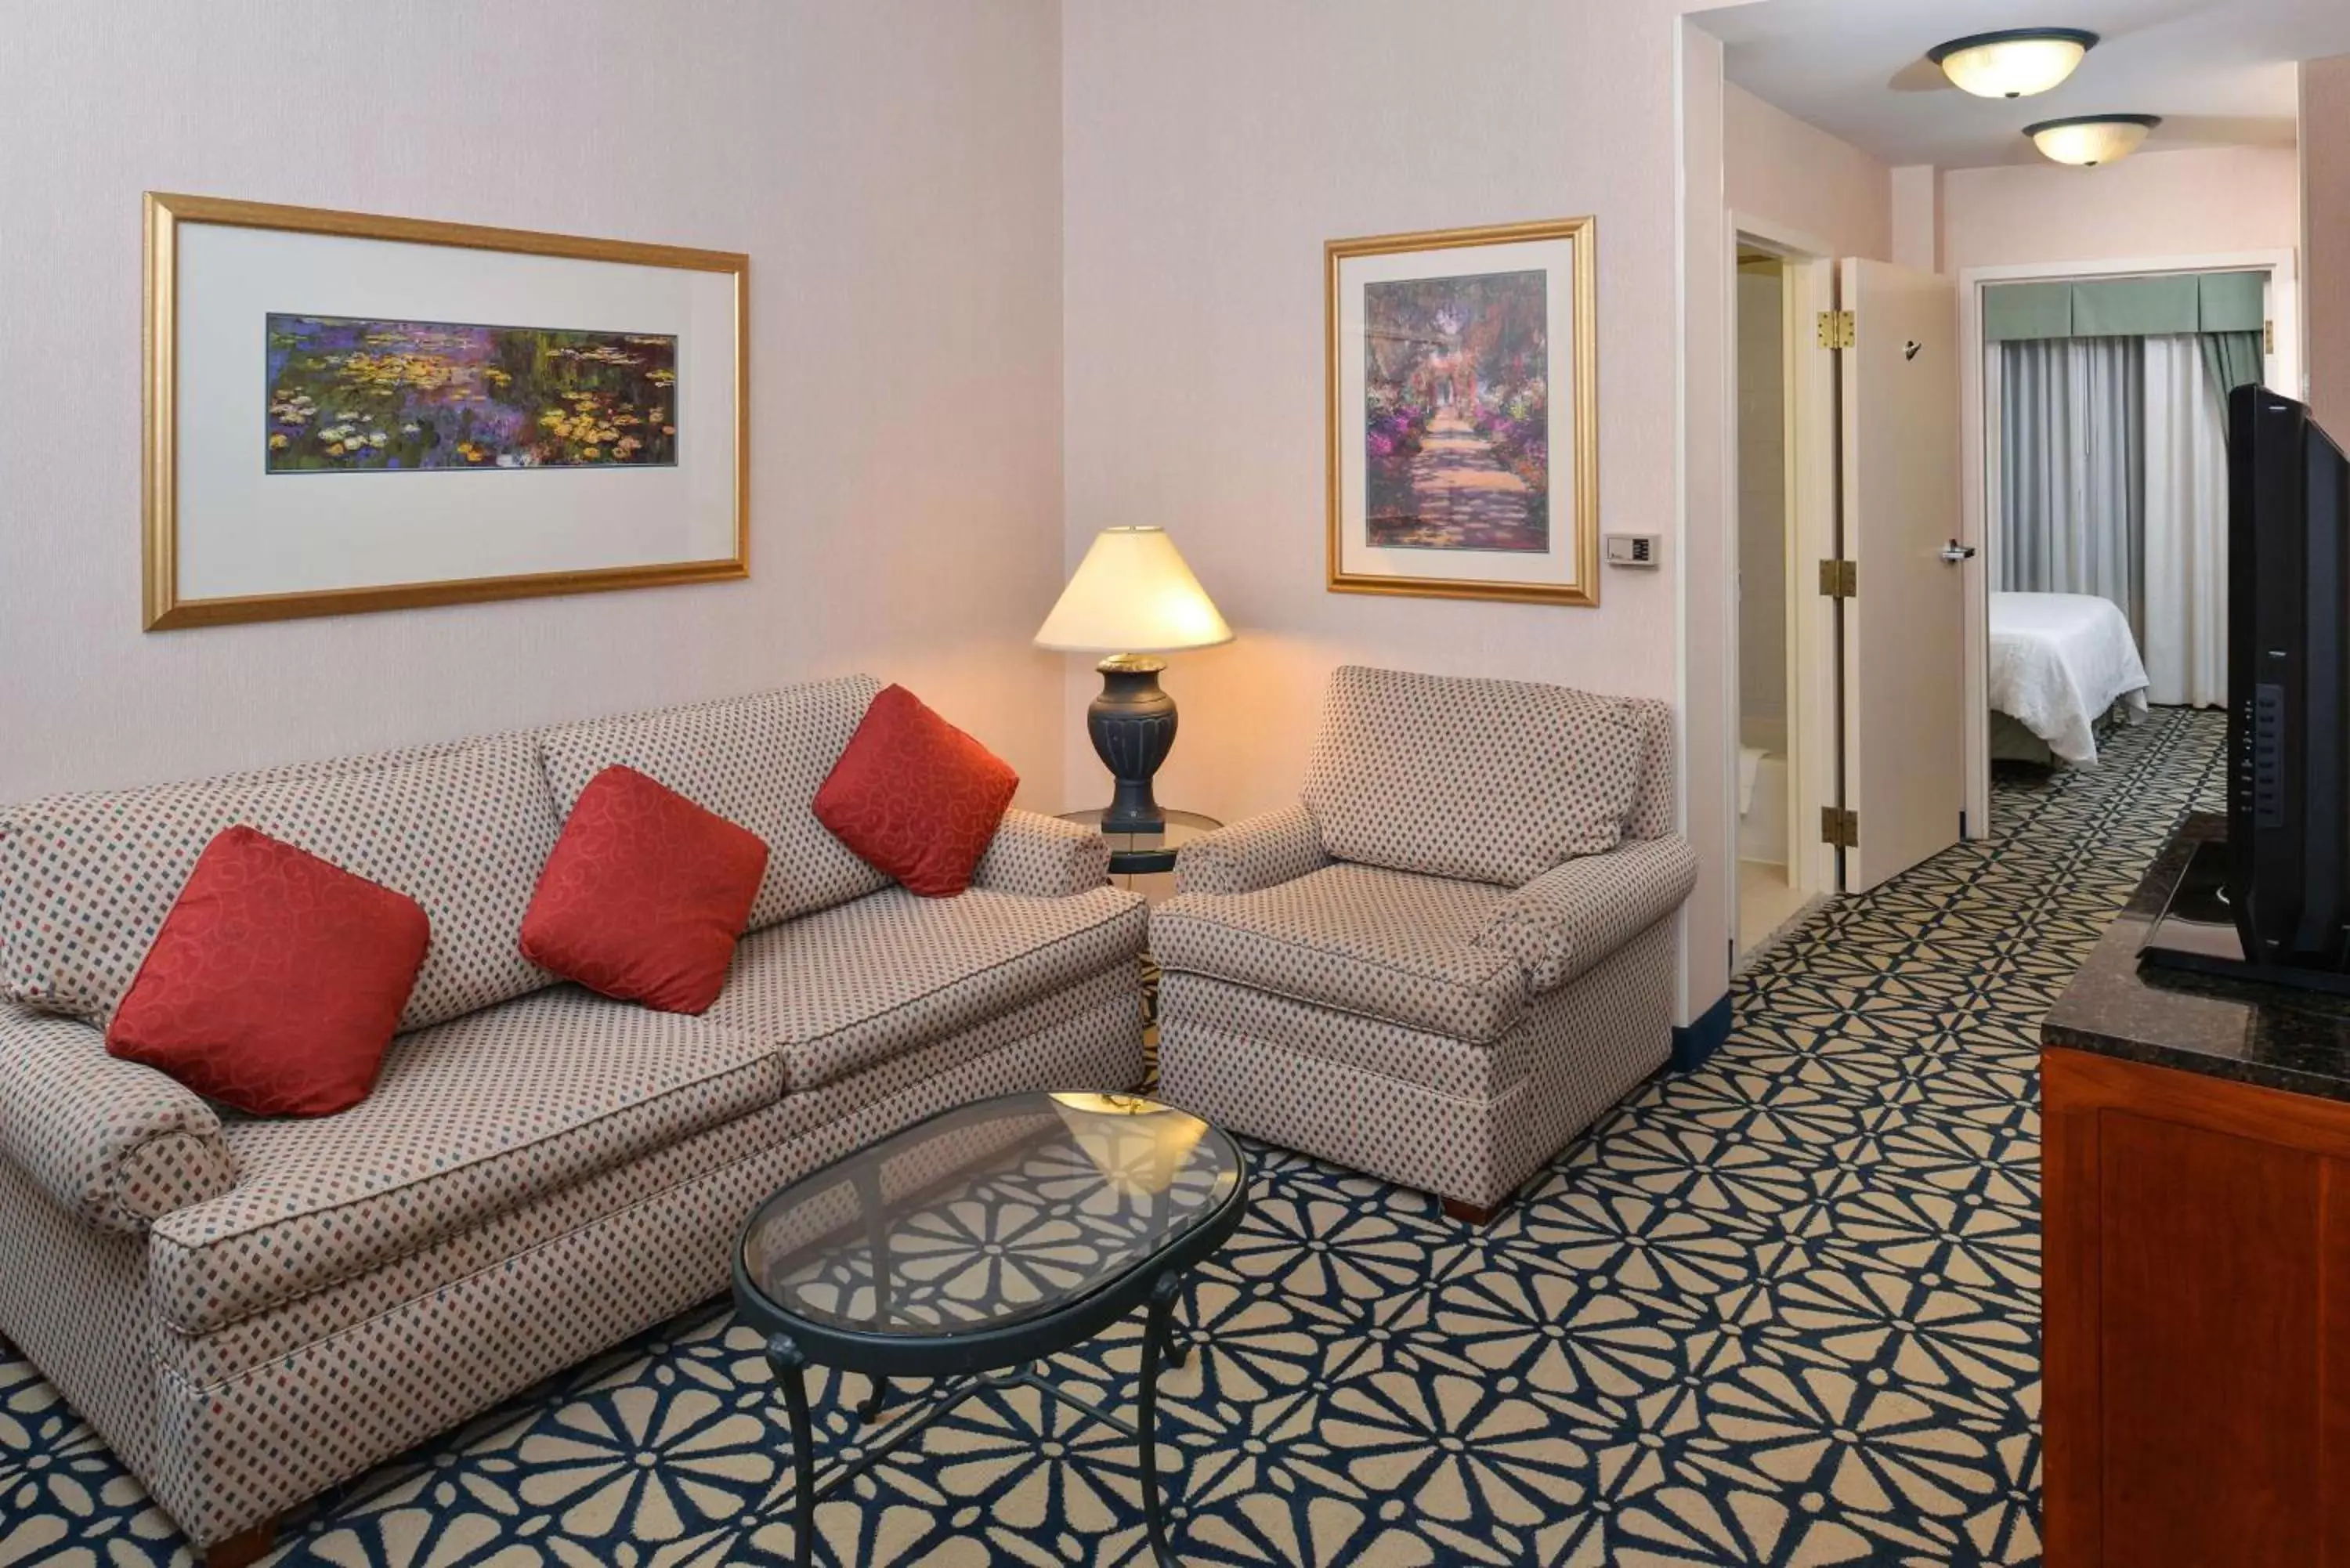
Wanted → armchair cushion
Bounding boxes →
[1173,804,1331,897]
[0,1003,237,1233]
[1152,864,1526,1042]
[1475,836,1699,992]
[971,810,1112,898]
[1300,665,1648,886]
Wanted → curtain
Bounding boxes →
[2199,330,2264,430]
[1998,336,2146,638]
[2142,335,2229,706]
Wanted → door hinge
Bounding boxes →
[2265,318,2276,354]
[1820,806,1860,849]
[1817,558,1857,598]
[1817,309,1855,350]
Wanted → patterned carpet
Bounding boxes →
[0,710,2224,1567]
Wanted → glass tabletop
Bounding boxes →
[739,1093,1244,1339]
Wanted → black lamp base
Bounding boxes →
[1087,655,1177,834]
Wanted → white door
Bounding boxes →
[1839,258,1965,893]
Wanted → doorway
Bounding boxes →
[1734,250,1809,958]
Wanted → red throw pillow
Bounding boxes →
[813,685,1020,897]
[519,765,769,1013]
[107,826,431,1118]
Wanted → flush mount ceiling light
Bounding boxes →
[2024,113,2161,166]
[1928,27,2099,98]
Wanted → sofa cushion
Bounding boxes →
[0,735,561,1033]
[813,685,1019,898]
[539,677,892,931]
[520,767,769,1013]
[108,827,432,1117]
[1152,863,1526,1042]
[1299,665,1649,886]
[703,885,1147,1090]
[146,988,779,1335]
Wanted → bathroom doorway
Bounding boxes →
[1734,243,1826,960]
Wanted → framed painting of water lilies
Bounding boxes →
[143,193,747,629]
[1325,217,1598,605]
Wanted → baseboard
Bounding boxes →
[1671,992,1733,1072]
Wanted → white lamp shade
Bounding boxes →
[2026,115,2158,167]
[1034,527,1234,654]
[1930,30,2094,99]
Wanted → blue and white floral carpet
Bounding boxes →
[1,710,2223,1566]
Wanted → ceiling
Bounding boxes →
[1705,0,2350,168]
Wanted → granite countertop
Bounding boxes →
[2042,811,2350,1101]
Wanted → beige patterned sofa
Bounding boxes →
[1152,666,1695,1222]
[0,674,1148,1558]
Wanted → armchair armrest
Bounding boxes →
[1474,836,1697,992]
[1174,804,1332,897]
[971,809,1112,898]
[0,1003,238,1233]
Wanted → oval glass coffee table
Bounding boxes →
[732,1091,1248,1566]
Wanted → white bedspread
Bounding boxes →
[1989,592,2151,766]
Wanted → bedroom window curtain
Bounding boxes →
[2142,335,2229,707]
[2200,331,2265,429]
[1998,335,2146,638]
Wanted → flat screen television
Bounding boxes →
[2226,384,2350,974]
[2139,388,2350,992]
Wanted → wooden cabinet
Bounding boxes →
[2041,1047,2350,1566]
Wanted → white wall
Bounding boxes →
[2305,56,2350,434]
[1890,165,1943,274]
[1724,82,1893,260]
[1061,0,1724,994]
[0,1,1068,804]
[1942,145,2302,276]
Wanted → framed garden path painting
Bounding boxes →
[1325,217,1598,605]
[143,193,747,629]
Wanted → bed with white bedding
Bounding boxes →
[1988,591,2151,767]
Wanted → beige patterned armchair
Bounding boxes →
[1151,666,1695,1221]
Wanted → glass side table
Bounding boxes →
[1056,808,1223,879]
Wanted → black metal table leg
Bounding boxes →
[1138,1270,1182,1565]
[768,1334,817,1568]
[1165,1277,1197,1371]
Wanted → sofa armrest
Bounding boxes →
[0,1003,238,1233]
[1474,835,1697,992]
[971,809,1112,898]
[1174,804,1332,897]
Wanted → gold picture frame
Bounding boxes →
[1325,216,1600,606]
[143,192,749,630]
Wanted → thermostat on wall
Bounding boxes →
[1605,533,1661,569]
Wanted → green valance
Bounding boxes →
[1983,270,2267,342]
[1983,282,2073,342]
[2197,270,2265,333]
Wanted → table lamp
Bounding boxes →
[1034,526,1232,834]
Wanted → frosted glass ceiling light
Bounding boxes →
[2024,114,2160,167]
[1929,28,2098,99]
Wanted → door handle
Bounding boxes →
[1940,540,1977,564]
